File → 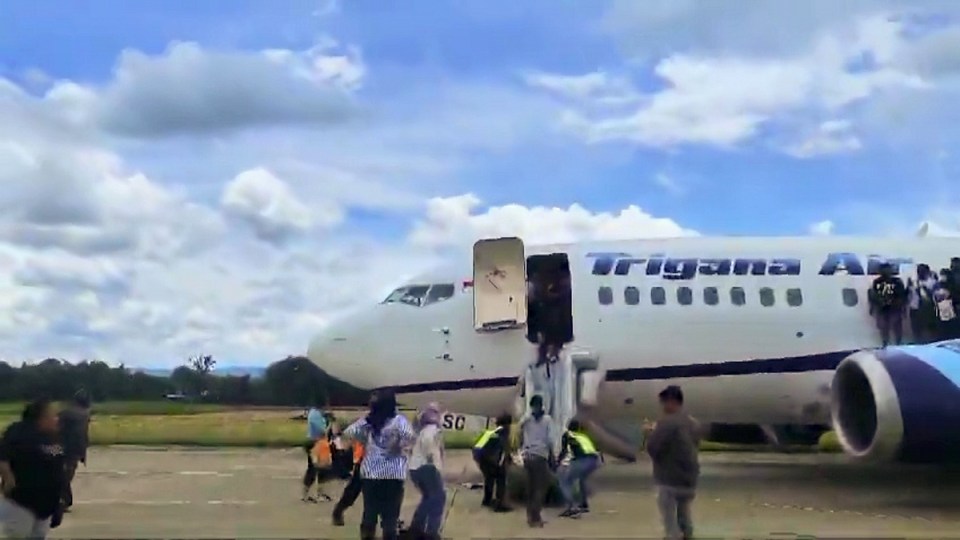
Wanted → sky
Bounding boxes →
[2,0,960,367]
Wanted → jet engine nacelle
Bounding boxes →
[830,344,960,463]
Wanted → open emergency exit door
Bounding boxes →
[473,237,527,331]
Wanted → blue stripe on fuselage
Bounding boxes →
[379,350,852,395]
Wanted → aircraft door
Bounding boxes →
[473,237,527,331]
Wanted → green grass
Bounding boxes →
[0,401,846,453]
[0,401,231,416]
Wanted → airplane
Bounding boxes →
[308,235,960,464]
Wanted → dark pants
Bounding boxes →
[63,458,80,508]
[875,309,903,346]
[410,465,446,538]
[360,479,404,540]
[334,463,363,513]
[523,455,550,524]
[303,441,319,488]
[473,451,506,506]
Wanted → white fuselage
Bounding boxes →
[308,236,960,426]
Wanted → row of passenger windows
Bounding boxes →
[598,286,865,308]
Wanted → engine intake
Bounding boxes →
[830,346,960,463]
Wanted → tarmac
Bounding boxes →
[52,447,960,538]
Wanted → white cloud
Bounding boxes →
[785,120,863,158]
[222,168,334,244]
[523,70,640,104]
[654,173,685,196]
[50,40,364,138]
[537,12,930,153]
[408,193,697,248]
[809,220,836,236]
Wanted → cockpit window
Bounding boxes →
[425,284,455,305]
[382,284,455,307]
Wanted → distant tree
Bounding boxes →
[188,354,216,374]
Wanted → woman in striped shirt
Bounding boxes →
[342,390,416,540]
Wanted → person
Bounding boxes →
[0,399,67,540]
[935,269,959,340]
[907,264,939,343]
[302,398,332,502]
[529,337,556,417]
[408,403,446,540]
[556,420,601,518]
[646,385,701,540]
[58,390,91,512]
[331,439,364,527]
[519,395,557,528]
[472,414,512,512]
[868,262,907,347]
[341,390,416,540]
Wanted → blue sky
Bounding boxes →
[1,0,960,366]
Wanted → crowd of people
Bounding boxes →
[869,258,960,347]
[327,384,698,539]
[0,392,91,540]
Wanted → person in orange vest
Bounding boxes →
[331,439,364,526]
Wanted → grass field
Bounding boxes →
[0,401,233,416]
[0,402,844,452]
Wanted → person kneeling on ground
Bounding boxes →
[557,420,601,518]
[407,403,446,540]
[646,385,700,540]
[472,414,513,513]
[0,399,67,540]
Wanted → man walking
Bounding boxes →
[646,386,700,540]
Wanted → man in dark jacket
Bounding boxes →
[58,391,91,511]
[646,386,700,540]
[869,262,908,347]
[0,399,67,539]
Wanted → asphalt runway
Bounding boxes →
[51,447,960,538]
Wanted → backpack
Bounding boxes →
[312,438,334,468]
[937,297,956,322]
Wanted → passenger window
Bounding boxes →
[677,287,693,305]
[651,287,666,305]
[760,287,775,307]
[730,287,746,306]
[424,284,455,305]
[786,288,803,307]
[703,287,719,306]
[598,286,614,306]
[842,288,859,307]
[624,286,640,306]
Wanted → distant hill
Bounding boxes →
[136,366,267,379]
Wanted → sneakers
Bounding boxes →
[492,505,513,513]
[559,507,582,519]
[331,509,345,527]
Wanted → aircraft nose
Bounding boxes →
[307,313,376,390]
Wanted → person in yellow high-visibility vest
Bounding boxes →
[472,414,513,513]
[556,420,601,518]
